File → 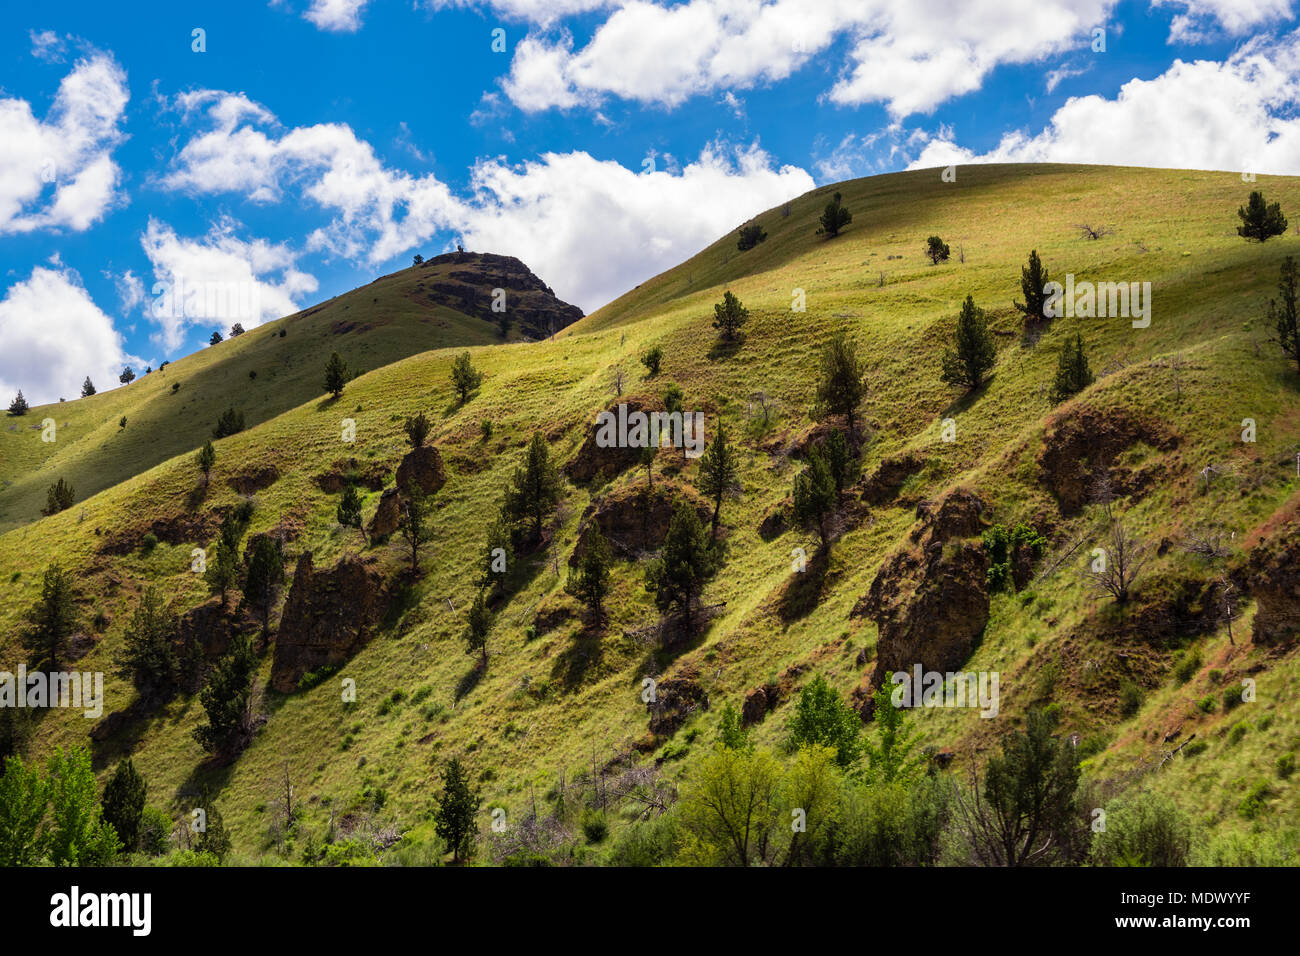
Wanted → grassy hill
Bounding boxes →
[3,163,1299,865]
[0,253,581,533]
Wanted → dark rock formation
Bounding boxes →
[418,252,583,339]
[1037,406,1178,515]
[569,478,711,565]
[396,444,446,496]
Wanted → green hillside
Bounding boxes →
[3,163,1299,866]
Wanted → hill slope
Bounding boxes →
[2,163,1299,865]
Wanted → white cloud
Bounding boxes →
[303,0,371,32]
[0,267,141,407]
[907,31,1300,176]
[422,0,613,25]
[500,0,1117,119]
[1044,60,1094,93]
[1152,0,1292,43]
[140,218,320,352]
[30,29,67,63]
[0,52,129,234]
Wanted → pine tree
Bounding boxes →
[434,757,481,863]
[451,352,482,404]
[23,564,77,670]
[1270,255,1300,375]
[1014,249,1051,333]
[193,634,257,756]
[1237,190,1288,242]
[209,330,223,345]
[696,422,739,538]
[114,586,177,705]
[42,477,75,515]
[324,351,348,398]
[824,428,856,493]
[119,366,135,385]
[212,406,245,438]
[644,502,719,629]
[243,535,285,637]
[337,484,365,543]
[940,294,996,391]
[1049,333,1095,403]
[815,333,867,436]
[7,390,29,416]
[195,440,216,487]
[205,511,245,607]
[101,758,147,853]
[793,447,836,549]
[567,525,612,623]
[80,377,95,398]
[404,411,431,449]
[400,486,430,572]
[465,591,491,665]
[506,432,561,542]
[818,191,852,238]
[926,235,951,264]
[711,290,749,342]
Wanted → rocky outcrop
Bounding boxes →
[566,396,660,485]
[396,444,446,496]
[226,464,280,495]
[1037,406,1178,515]
[417,252,583,339]
[271,552,387,692]
[367,488,402,540]
[1249,504,1300,647]
[854,489,991,689]
[647,673,710,738]
[314,458,389,493]
[569,479,711,565]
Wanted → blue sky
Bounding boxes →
[2,0,1298,405]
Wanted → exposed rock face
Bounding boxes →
[367,487,402,540]
[174,599,235,663]
[99,510,219,555]
[396,444,446,495]
[647,674,710,738]
[1037,406,1178,515]
[418,252,583,339]
[271,552,386,692]
[226,464,280,495]
[569,479,711,565]
[1249,507,1300,647]
[862,453,924,506]
[315,458,389,493]
[854,489,991,689]
[742,685,773,726]
[566,396,660,485]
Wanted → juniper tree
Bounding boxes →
[229,322,245,337]
[400,486,431,572]
[42,477,75,515]
[815,333,867,436]
[644,502,719,630]
[926,236,951,264]
[193,633,257,757]
[641,345,663,377]
[7,391,29,416]
[205,511,246,607]
[1237,190,1288,242]
[712,291,749,342]
[465,591,491,665]
[404,411,431,449]
[209,330,223,345]
[337,484,365,543]
[1270,255,1300,375]
[100,758,146,852]
[80,377,95,398]
[818,191,852,238]
[243,535,285,638]
[22,564,77,670]
[793,447,836,550]
[737,222,767,251]
[114,586,177,705]
[195,440,216,487]
[506,432,562,542]
[324,351,348,398]
[434,757,481,864]
[1014,249,1051,333]
[696,422,739,538]
[1049,333,1094,403]
[567,525,612,623]
[451,351,482,404]
[940,295,996,391]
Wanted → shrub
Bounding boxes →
[1119,679,1144,717]
[737,222,767,251]
[581,810,609,844]
[640,345,663,377]
[1276,753,1295,779]
[140,533,159,555]
[1237,780,1273,819]
[1089,792,1191,867]
[1172,649,1201,685]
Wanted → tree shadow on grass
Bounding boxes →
[550,623,606,693]
[941,376,994,417]
[776,546,831,623]
[706,336,746,362]
[454,659,486,704]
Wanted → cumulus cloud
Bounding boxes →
[139,218,320,352]
[29,29,67,63]
[0,52,129,234]
[303,0,371,32]
[0,267,142,407]
[907,31,1300,176]
[1151,0,1293,43]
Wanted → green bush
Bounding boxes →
[1197,695,1216,714]
[1237,780,1273,820]
[1089,792,1192,867]
[140,533,159,555]
[1172,649,1201,685]
[1227,722,1248,745]
[1276,753,1295,780]
[581,810,609,844]
[1119,679,1144,717]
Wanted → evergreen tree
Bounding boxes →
[925,235,951,264]
[0,755,49,866]
[324,351,348,398]
[404,411,431,449]
[793,447,836,549]
[229,322,245,337]
[644,502,719,629]
[940,294,996,391]
[451,351,482,404]
[818,191,852,238]
[209,330,223,345]
[1049,332,1095,404]
[7,391,28,416]
[193,634,257,756]
[42,477,75,515]
[243,535,285,637]
[567,525,612,622]
[641,345,663,377]
[1237,190,1288,242]
[824,428,856,493]
[815,333,867,435]
[506,432,562,542]
[337,484,365,543]
[47,746,121,866]
[479,509,513,591]
[465,591,491,665]
[195,440,216,487]
[1014,249,1052,332]
[400,486,431,572]
[212,406,245,438]
[696,422,739,538]
[737,222,767,251]
[23,564,77,670]
[1270,255,1300,375]
[101,758,146,853]
[711,290,749,342]
[434,757,481,864]
[119,366,136,385]
[114,586,177,705]
[80,377,95,398]
[204,511,245,607]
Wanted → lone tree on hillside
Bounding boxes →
[400,486,431,573]
[567,525,612,624]
[404,411,431,449]
[737,222,767,251]
[1270,255,1300,375]
[712,290,749,342]
[7,391,28,416]
[1237,190,1288,242]
[816,333,868,437]
[243,536,285,639]
[641,345,663,377]
[195,440,216,487]
[193,633,257,757]
[940,295,996,391]
[337,484,366,544]
[1014,249,1052,335]
[413,254,424,265]
[824,428,857,493]
[451,352,482,404]
[22,564,77,670]
[229,323,245,337]
[101,758,147,853]
[793,446,836,550]
[817,191,852,238]
[81,377,95,398]
[925,236,951,265]
[42,477,75,516]
[506,432,562,543]
[114,586,177,705]
[324,352,348,398]
[644,502,719,632]
[1086,484,1150,604]
[696,422,740,538]
[209,330,223,345]
[212,407,245,439]
[119,366,136,385]
[464,591,491,666]
[434,757,481,864]
[1049,333,1094,404]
